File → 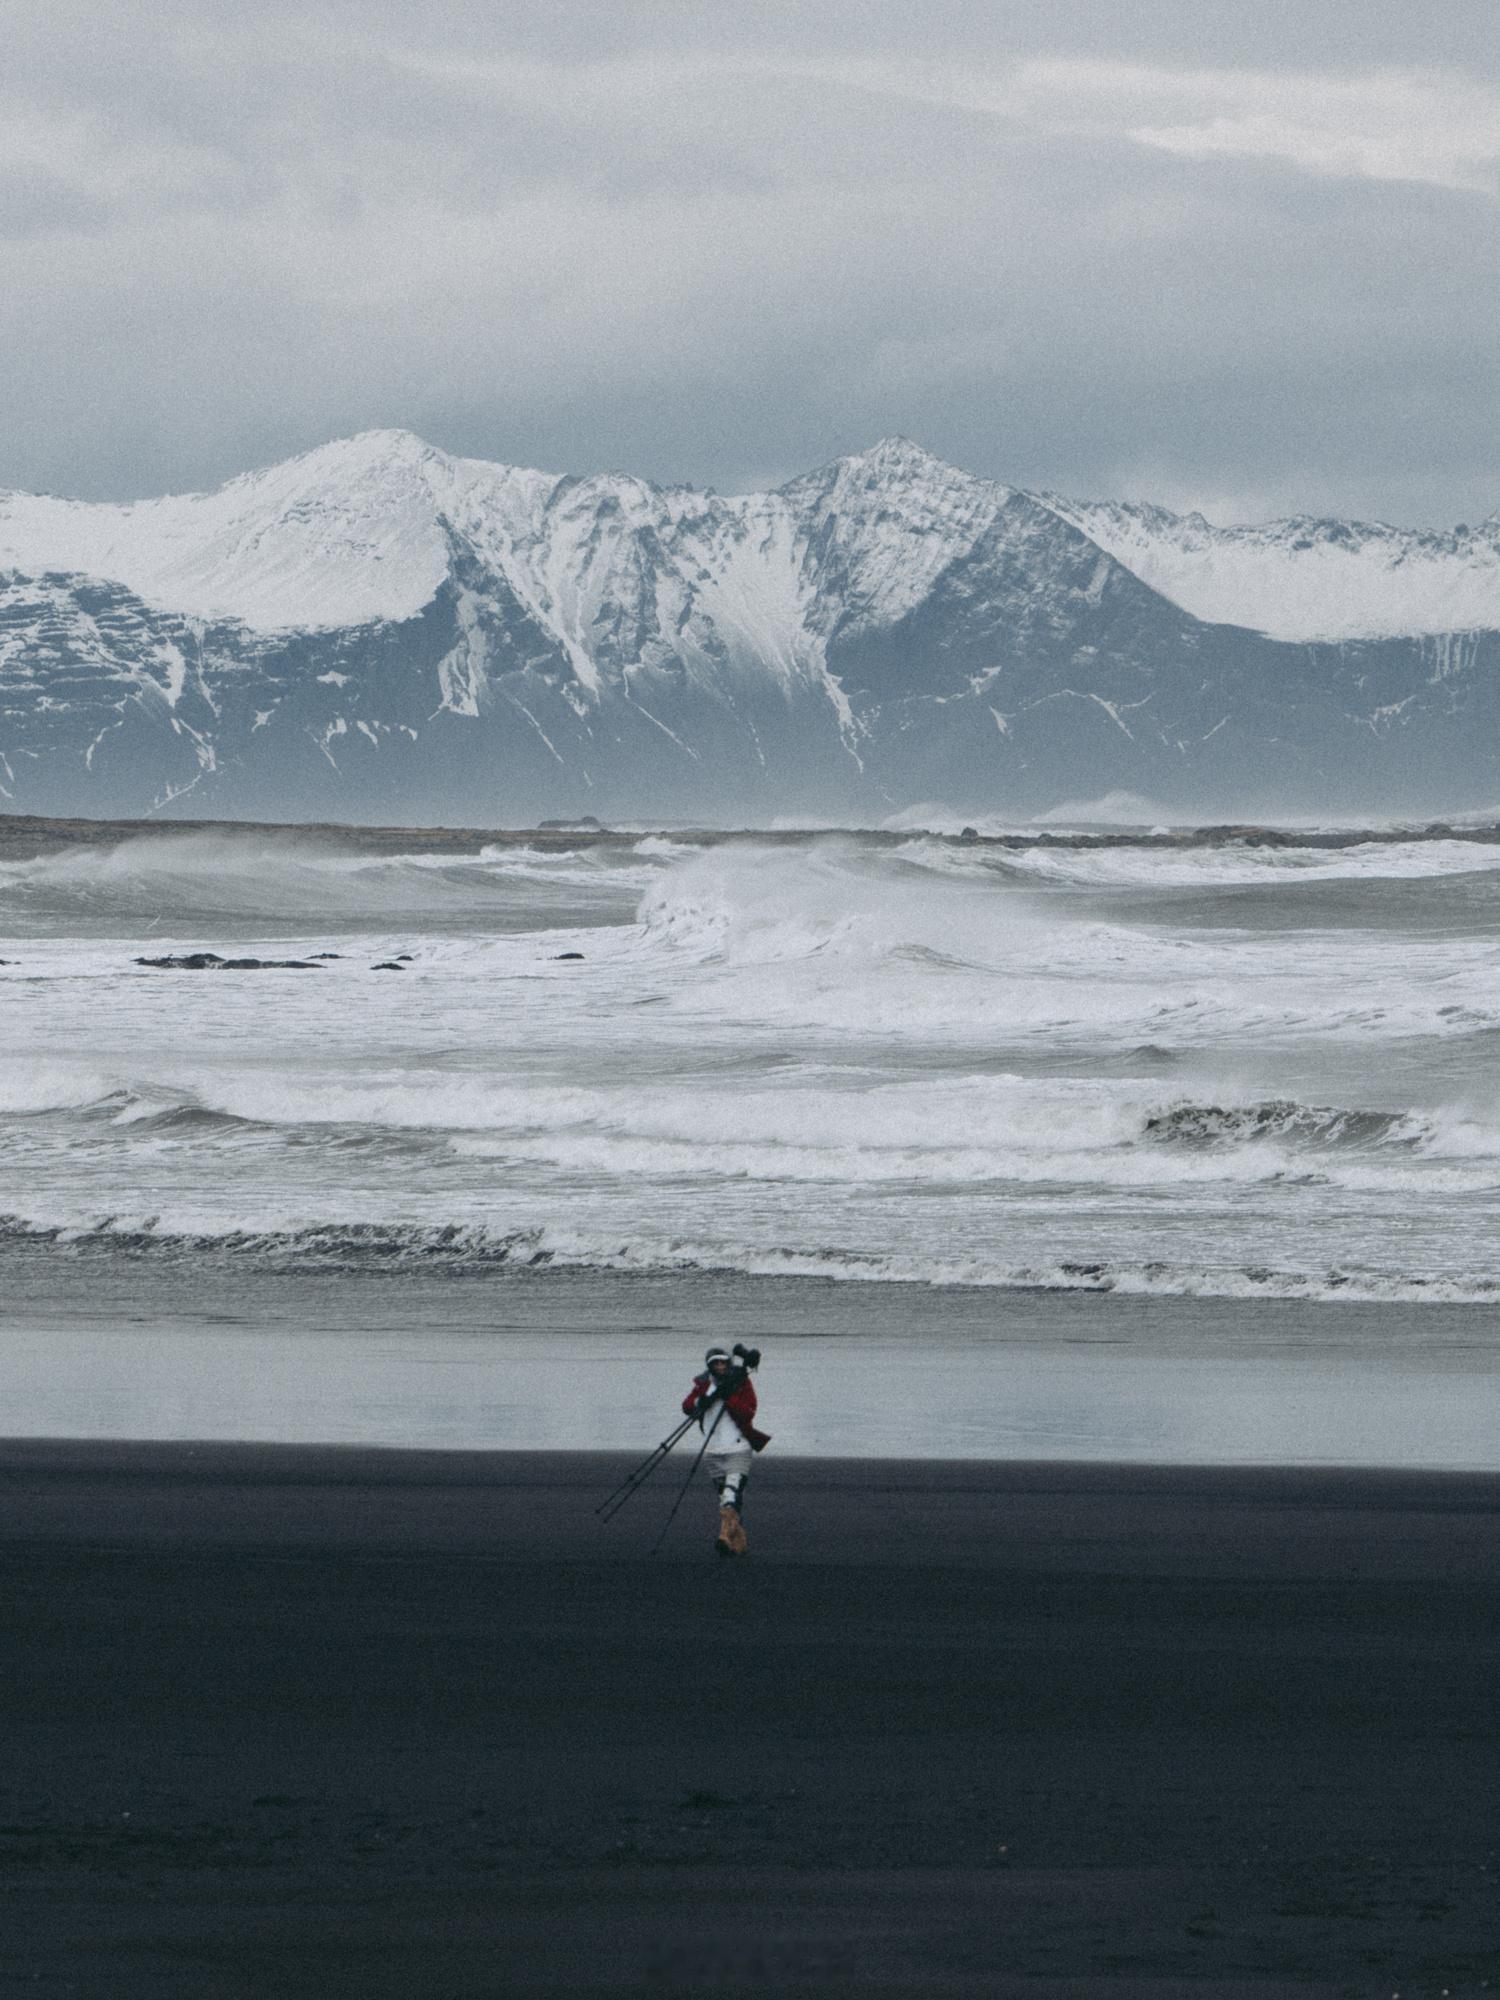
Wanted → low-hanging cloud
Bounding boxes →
[1,2,1496,527]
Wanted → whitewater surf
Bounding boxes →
[3,813,1500,1460]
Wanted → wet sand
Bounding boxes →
[2,1442,1498,1996]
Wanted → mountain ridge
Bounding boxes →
[2,433,1499,823]
[8,429,1498,643]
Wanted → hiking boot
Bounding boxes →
[716,1505,738,1557]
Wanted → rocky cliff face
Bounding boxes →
[2,430,1497,823]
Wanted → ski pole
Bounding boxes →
[595,1414,696,1521]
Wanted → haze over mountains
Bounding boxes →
[2,429,1499,825]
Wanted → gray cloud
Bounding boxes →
[1,1,1497,525]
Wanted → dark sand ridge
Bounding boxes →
[2,1443,1498,1997]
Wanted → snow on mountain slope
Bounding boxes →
[8,428,1500,825]
[782,437,1008,639]
[0,431,1005,674]
[0,431,463,633]
[1046,498,1500,644]
[4,431,1499,660]
[428,435,1005,701]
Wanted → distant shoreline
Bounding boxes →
[6,805,1500,857]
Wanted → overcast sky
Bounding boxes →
[3,0,1497,523]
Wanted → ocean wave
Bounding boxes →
[8,827,1500,1313]
[1142,1100,1419,1151]
[908,835,1500,889]
[0,1067,129,1117]
[0,830,663,930]
[6,1064,1495,1190]
[621,843,1500,1049]
[635,839,1055,967]
[631,836,705,860]
[882,793,1175,834]
[8,826,1500,946]
[0,1212,1493,1302]
[0,1215,554,1266]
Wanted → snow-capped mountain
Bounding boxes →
[2,431,1498,823]
[1046,496,1500,644]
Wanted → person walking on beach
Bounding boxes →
[682,1345,769,1558]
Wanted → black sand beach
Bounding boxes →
[2,1443,1497,1997]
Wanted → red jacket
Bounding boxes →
[682,1372,770,1451]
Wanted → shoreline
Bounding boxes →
[3,1441,1497,1995]
[5,1265,1500,1469]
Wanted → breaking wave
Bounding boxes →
[898,834,1500,890]
[626,843,1500,1049]
[0,1212,1494,1303]
[1142,1100,1419,1151]
[0,830,666,934]
[4,1060,1496,1185]
[8,822,1500,1322]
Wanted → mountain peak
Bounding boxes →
[778,437,986,511]
[4,432,1497,651]
[7,425,1500,824]
[846,435,956,477]
[277,428,444,483]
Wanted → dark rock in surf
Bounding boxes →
[370,961,407,971]
[554,952,585,960]
[135,952,322,971]
[959,827,980,842]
